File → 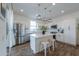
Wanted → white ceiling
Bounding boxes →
[13,3,79,21]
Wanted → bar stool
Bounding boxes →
[41,41,49,56]
[48,39,55,51]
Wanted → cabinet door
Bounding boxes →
[56,33,64,42]
[30,36,35,51]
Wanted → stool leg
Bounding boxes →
[53,41,55,51]
[44,45,47,56]
[48,46,50,52]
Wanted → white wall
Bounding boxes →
[0,16,6,56]
[0,4,7,56]
[14,14,30,28]
[48,11,79,46]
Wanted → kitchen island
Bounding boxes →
[30,33,56,54]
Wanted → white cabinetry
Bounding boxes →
[56,33,64,42]
[56,19,76,46]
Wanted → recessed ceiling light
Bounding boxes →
[61,10,64,13]
[20,9,24,12]
[52,3,56,5]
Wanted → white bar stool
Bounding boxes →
[41,41,49,56]
[49,39,55,51]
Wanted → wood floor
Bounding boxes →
[7,41,79,56]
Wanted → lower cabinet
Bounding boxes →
[56,33,64,43]
[56,33,76,46]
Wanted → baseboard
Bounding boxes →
[56,40,77,47]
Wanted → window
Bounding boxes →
[30,20,37,32]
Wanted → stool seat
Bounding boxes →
[41,41,49,45]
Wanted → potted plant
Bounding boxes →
[40,26,48,35]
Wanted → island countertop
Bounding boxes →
[30,33,56,38]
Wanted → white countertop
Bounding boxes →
[30,33,56,38]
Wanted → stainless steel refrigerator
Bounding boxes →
[13,23,24,45]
